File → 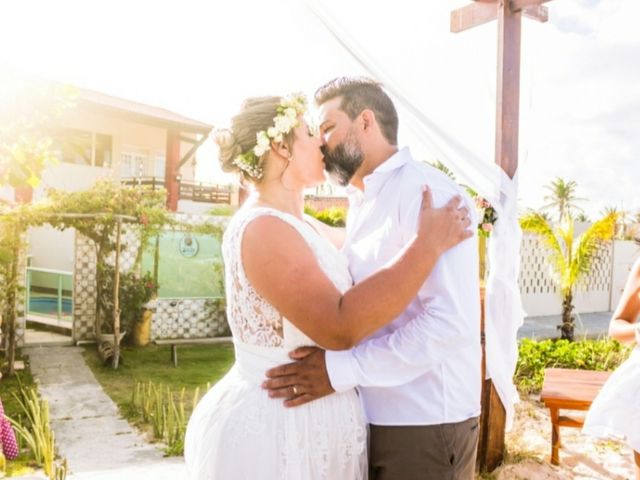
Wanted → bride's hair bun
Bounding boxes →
[214,128,243,174]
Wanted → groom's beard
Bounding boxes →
[321,135,364,187]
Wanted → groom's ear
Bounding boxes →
[360,109,376,133]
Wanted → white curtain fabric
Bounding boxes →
[305,0,525,428]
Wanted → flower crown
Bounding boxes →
[232,93,308,180]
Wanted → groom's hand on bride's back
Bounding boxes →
[262,346,334,407]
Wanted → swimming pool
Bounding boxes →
[28,297,73,317]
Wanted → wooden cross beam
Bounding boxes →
[450,0,554,472]
[451,0,550,34]
[451,0,551,179]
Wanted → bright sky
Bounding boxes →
[1,0,638,218]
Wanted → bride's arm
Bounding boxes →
[608,257,640,345]
[243,188,470,350]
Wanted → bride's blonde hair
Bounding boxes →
[215,96,297,184]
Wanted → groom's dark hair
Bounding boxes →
[314,77,398,145]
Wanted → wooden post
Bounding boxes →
[550,407,560,465]
[165,129,181,212]
[450,0,554,472]
[476,287,508,471]
[495,1,522,180]
[480,2,521,470]
[4,221,20,376]
[112,218,122,369]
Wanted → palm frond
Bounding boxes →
[556,218,576,293]
[571,212,618,286]
[520,212,566,280]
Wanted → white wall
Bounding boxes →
[177,199,215,215]
[27,225,75,272]
[28,163,110,273]
[610,240,640,310]
[519,237,639,317]
[32,163,112,201]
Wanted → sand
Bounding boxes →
[487,396,635,480]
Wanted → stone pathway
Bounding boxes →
[518,311,613,340]
[21,346,186,479]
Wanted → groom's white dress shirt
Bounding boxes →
[325,147,482,426]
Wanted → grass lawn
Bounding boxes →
[81,343,235,423]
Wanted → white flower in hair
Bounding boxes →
[254,131,271,157]
[231,93,307,180]
[274,115,294,134]
[284,107,297,120]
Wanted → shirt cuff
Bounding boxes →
[325,349,359,393]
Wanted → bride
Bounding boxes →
[184,93,472,479]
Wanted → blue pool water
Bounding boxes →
[29,297,73,316]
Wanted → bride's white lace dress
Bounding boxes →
[184,206,367,479]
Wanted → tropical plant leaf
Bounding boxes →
[520,212,567,287]
[572,212,618,287]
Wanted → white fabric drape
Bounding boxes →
[305,0,525,428]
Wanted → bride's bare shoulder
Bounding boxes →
[242,213,314,266]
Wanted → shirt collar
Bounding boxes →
[351,147,411,202]
[370,146,411,176]
[346,184,363,207]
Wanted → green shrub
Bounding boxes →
[98,265,158,339]
[514,338,631,395]
[304,205,347,227]
[207,205,236,217]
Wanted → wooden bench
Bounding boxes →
[153,337,232,367]
[540,368,611,465]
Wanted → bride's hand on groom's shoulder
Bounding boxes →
[262,346,334,407]
[418,186,473,254]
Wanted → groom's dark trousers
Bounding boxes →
[369,416,479,480]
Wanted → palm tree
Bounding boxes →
[542,178,585,223]
[575,213,591,223]
[427,160,456,180]
[601,206,629,239]
[520,211,618,341]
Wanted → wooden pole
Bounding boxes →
[495,0,522,180]
[5,221,20,376]
[477,2,523,471]
[165,129,181,212]
[479,2,523,470]
[112,218,122,369]
[450,0,552,472]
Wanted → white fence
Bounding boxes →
[518,238,639,317]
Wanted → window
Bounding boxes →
[120,150,149,178]
[154,153,166,178]
[52,128,112,167]
[94,133,112,168]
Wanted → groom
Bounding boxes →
[264,77,482,480]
